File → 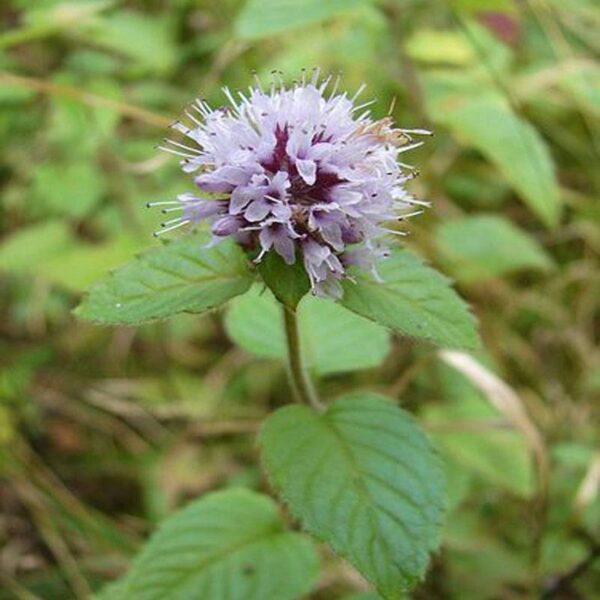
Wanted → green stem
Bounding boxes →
[282,305,323,411]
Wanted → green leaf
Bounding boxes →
[0,405,15,446]
[423,364,535,497]
[342,594,384,600]
[225,286,390,375]
[260,393,446,598]
[258,4,385,91]
[450,0,515,11]
[44,74,122,157]
[86,10,177,73]
[257,250,310,309]
[424,78,561,227]
[0,1,113,50]
[559,63,600,116]
[39,235,145,292]
[406,29,476,66]
[0,220,75,273]
[435,215,553,282]
[236,0,368,39]
[120,488,319,600]
[94,579,127,600]
[75,235,253,325]
[0,221,147,292]
[340,249,479,349]
[443,512,529,598]
[33,161,106,218]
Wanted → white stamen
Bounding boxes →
[146,201,180,207]
[397,141,425,153]
[194,99,212,117]
[356,109,373,122]
[184,109,202,126]
[382,228,408,236]
[397,209,424,220]
[191,103,206,120]
[162,217,186,227]
[329,72,342,98]
[170,121,192,135]
[399,128,433,136]
[164,139,202,155]
[318,74,332,94]
[352,99,376,113]
[156,146,199,159]
[397,160,419,171]
[310,66,321,86]
[222,87,241,114]
[252,70,264,92]
[351,83,367,103]
[254,248,268,263]
[401,197,431,207]
[153,220,190,236]
[264,195,283,204]
[387,96,397,115]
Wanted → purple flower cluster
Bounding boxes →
[152,70,430,298]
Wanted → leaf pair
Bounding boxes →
[75,233,479,350]
[423,74,561,228]
[111,394,445,600]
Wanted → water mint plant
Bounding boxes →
[76,71,479,600]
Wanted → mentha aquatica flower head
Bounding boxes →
[151,69,430,298]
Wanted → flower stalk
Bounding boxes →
[282,305,323,411]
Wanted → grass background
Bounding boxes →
[0,0,599,597]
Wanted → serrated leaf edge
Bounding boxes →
[74,236,255,325]
[340,250,480,350]
[259,394,447,599]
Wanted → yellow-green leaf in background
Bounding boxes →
[423,364,535,498]
[235,0,369,40]
[225,285,391,376]
[406,29,476,66]
[0,220,146,292]
[33,161,106,218]
[0,221,74,273]
[424,75,562,227]
[85,11,177,73]
[435,215,553,282]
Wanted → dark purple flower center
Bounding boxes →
[261,124,344,204]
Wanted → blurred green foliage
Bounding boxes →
[0,0,598,598]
